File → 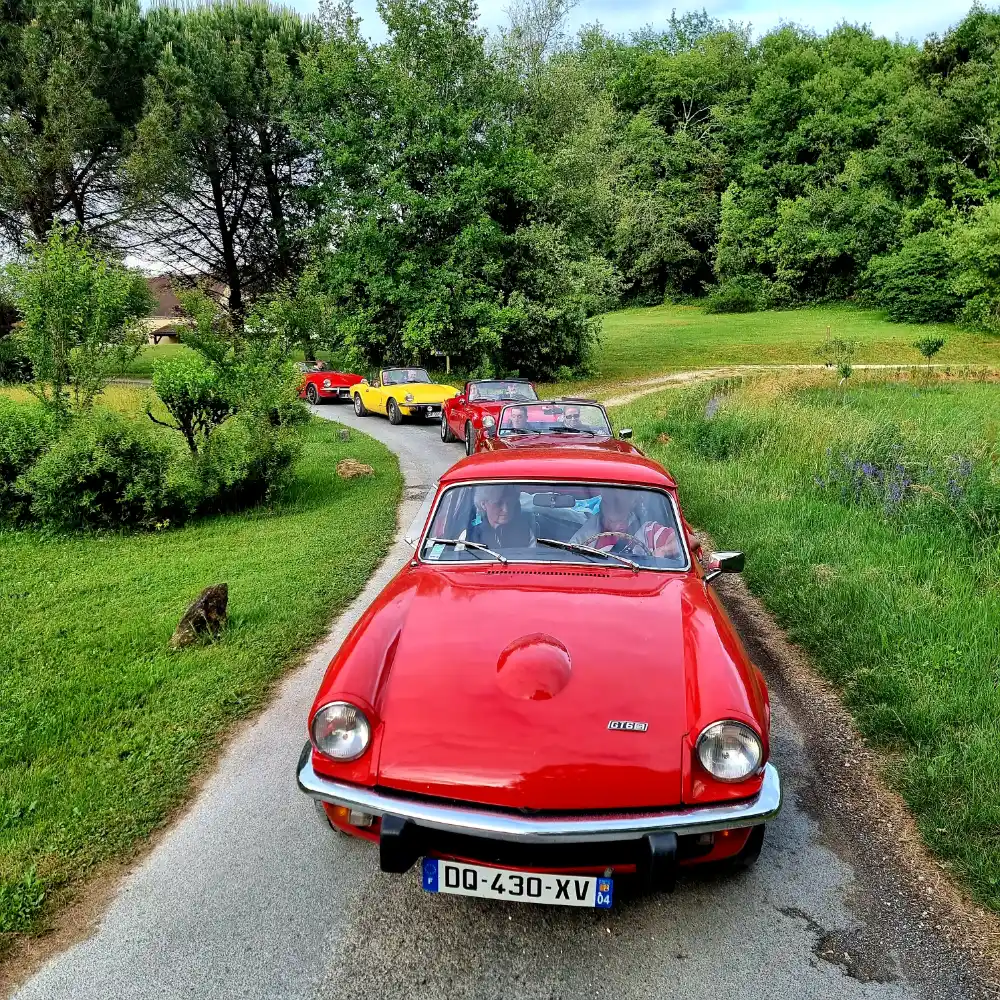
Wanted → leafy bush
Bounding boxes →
[18,411,188,530]
[951,203,1000,334]
[196,415,301,512]
[913,336,945,360]
[5,228,154,417]
[703,281,759,314]
[0,400,56,519]
[862,232,962,323]
[151,351,234,453]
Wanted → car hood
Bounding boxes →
[374,569,697,810]
[391,384,457,402]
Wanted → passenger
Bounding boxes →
[469,484,534,549]
[569,489,680,559]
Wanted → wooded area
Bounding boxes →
[0,0,997,377]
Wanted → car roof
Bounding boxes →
[439,447,677,489]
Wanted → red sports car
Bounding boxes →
[478,399,638,454]
[440,379,538,455]
[298,362,365,404]
[297,448,781,907]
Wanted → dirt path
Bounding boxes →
[600,363,958,406]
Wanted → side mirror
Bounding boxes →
[482,415,496,439]
[618,428,633,440]
[704,551,745,583]
[360,377,369,386]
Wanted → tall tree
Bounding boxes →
[0,0,148,251]
[304,0,615,377]
[127,2,322,320]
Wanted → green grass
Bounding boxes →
[611,373,1000,910]
[553,304,1000,395]
[0,417,402,937]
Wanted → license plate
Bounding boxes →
[421,858,613,908]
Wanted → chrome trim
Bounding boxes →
[297,759,781,843]
[415,478,692,574]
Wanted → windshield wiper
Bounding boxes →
[535,537,638,572]
[545,426,598,435]
[424,537,508,565]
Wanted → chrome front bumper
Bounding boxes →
[297,752,781,845]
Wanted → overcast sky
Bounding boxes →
[290,1,973,43]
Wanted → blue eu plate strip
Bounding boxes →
[422,858,439,892]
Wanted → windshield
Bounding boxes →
[498,402,611,437]
[468,381,538,403]
[420,481,687,571]
[383,368,431,386]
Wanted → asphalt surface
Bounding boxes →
[13,403,985,1000]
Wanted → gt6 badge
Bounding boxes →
[608,720,648,731]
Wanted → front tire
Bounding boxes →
[387,398,403,425]
[353,393,368,416]
[465,422,476,456]
[441,412,457,442]
[306,383,321,405]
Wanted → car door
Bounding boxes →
[449,383,472,436]
[366,371,389,414]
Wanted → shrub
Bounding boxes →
[0,400,56,519]
[861,232,962,323]
[18,411,187,530]
[196,415,301,512]
[151,352,234,453]
[913,336,946,360]
[703,281,759,314]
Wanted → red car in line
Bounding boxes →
[440,379,538,455]
[477,399,639,455]
[297,447,781,908]
[298,362,365,404]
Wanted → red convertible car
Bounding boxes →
[477,399,637,455]
[297,448,781,907]
[298,362,365,404]
[440,378,538,455]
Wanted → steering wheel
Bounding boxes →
[580,531,651,556]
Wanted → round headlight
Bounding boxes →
[322,378,332,388]
[311,702,371,761]
[404,393,414,402]
[696,721,762,782]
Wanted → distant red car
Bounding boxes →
[298,363,365,404]
[478,399,638,455]
[297,447,781,908]
[441,379,538,455]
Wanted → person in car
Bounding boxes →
[569,490,680,558]
[563,405,584,430]
[469,484,534,548]
[501,407,529,435]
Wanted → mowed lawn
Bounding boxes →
[577,303,1000,387]
[0,416,402,937]
[612,374,1000,910]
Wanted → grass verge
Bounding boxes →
[550,303,1000,395]
[0,416,402,939]
[612,373,1000,910]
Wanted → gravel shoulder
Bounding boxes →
[6,399,996,1000]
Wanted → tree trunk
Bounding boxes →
[258,125,292,280]
[207,164,243,325]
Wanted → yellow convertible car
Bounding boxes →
[352,367,458,425]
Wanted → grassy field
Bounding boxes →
[0,414,402,938]
[559,304,1000,391]
[611,373,1000,910]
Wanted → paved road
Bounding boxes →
[14,403,984,1000]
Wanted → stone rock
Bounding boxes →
[170,583,228,649]
[337,458,374,479]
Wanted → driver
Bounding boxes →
[563,406,583,430]
[469,484,534,549]
[569,489,680,559]
[502,407,528,434]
